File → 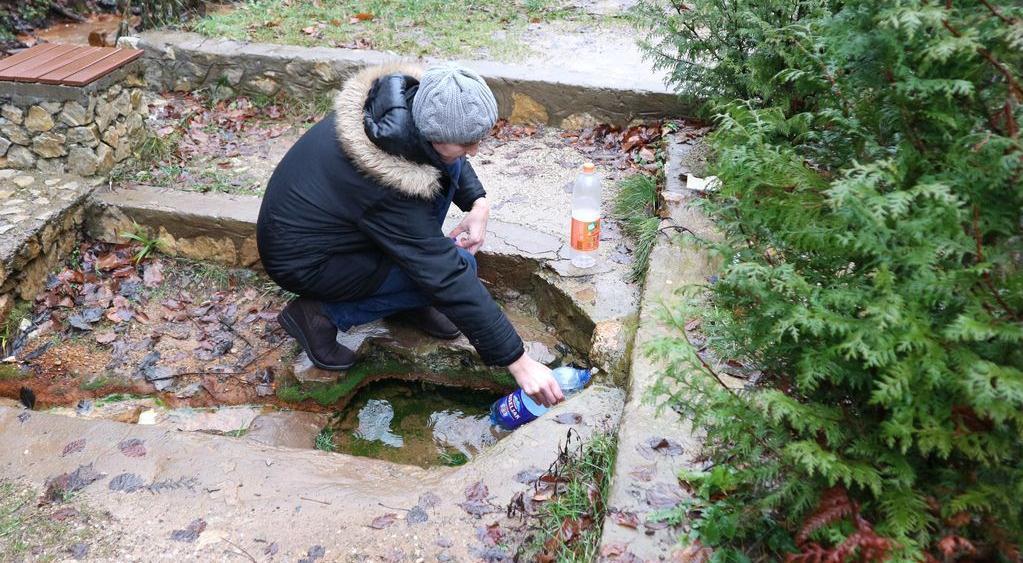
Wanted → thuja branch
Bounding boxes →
[941,16,1023,101]
[971,205,1021,321]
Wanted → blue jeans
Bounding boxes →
[323,165,473,331]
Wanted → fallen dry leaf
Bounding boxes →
[369,513,397,529]
[553,412,584,425]
[143,261,164,288]
[611,509,641,529]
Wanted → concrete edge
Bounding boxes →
[597,134,718,561]
[136,30,698,127]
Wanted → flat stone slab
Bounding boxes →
[0,384,623,560]
[599,135,716,559]
[0,171,92,261]
[137,31,693,126]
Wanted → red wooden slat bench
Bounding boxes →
[0,44,143,86]
[1,42,148,176]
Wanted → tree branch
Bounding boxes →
[978,0,1018,25]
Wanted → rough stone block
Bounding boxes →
[0,293,11,325]
[101,124,121,148]
[222,67,243,86]
[31,131,68,158]
[560,112,599,130]
[0,137,10,157]
[157,228,238,263]
[6,145,36,169]
[36,158,66,175]
[94,99,114,132]
[96,142,116,173]
[60,101,91,127]
[1,125,30,146]
[1,105,23,125]
[67,146,99,176]
[130,89,142,110]
[39,101,62,114]
[24,106,55,132]
[249,75,279,95]
[112,91,132,117]
[508,92,549,125]
[67,125,101,147]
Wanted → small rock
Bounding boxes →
[175,382,203,399]
[60,102,91,127]
[524,341,556,365]
[0,137,10,157]
[12,175,34,188]
[1,104,23,124]
[31,131,67,158]
[69,542,89,560]
[1,124,30,145]
[24,106,55,132]
[6,146,35,169]
[67,125,101,147]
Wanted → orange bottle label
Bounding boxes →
[571,217,601,252]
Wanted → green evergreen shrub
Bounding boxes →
[640,0,1023,559]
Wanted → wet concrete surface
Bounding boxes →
[0,383,623,560]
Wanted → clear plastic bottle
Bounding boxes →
[490,366,593,431]
[570,163,601,269]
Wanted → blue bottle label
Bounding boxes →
[495,390,539,429]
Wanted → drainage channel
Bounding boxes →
[0,237,589,468]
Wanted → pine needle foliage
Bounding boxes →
[640,0,1023,560]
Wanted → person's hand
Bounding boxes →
[507,353,564,407]
[449,197,489,255]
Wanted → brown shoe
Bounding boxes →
[387,306,461,340]
[278,298,356,370]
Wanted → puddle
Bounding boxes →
[328,379,505,467]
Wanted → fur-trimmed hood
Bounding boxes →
[333,62,443,199]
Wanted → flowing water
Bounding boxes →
[329,379,505,467]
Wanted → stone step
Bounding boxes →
[0,384,624,560]
[137,31,693,128]
[86,181,639,379]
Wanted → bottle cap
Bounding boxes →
[582,162,595,174]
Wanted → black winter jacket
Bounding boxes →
[256,63,524,367]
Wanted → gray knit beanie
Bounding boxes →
[412,63,498,144]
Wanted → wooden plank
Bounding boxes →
[59,48,143,86]
[15,46,103,82]
[0,44,79,81]
[0,44,59,72]
[35,48,121,85]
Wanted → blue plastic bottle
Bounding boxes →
[490,366,592,430]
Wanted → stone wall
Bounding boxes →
[0,70,149,177]
[137,31,692,127]
[0,171,93,327]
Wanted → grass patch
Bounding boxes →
[1,299,32,355]
[0,480,107,560]
[191,0,573,60]
[613,174,660,283]
[439,450,469,466]
[80,375,112,391]
[517,431,617,562]
[315,426,337,452]
[0,364,25,380]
